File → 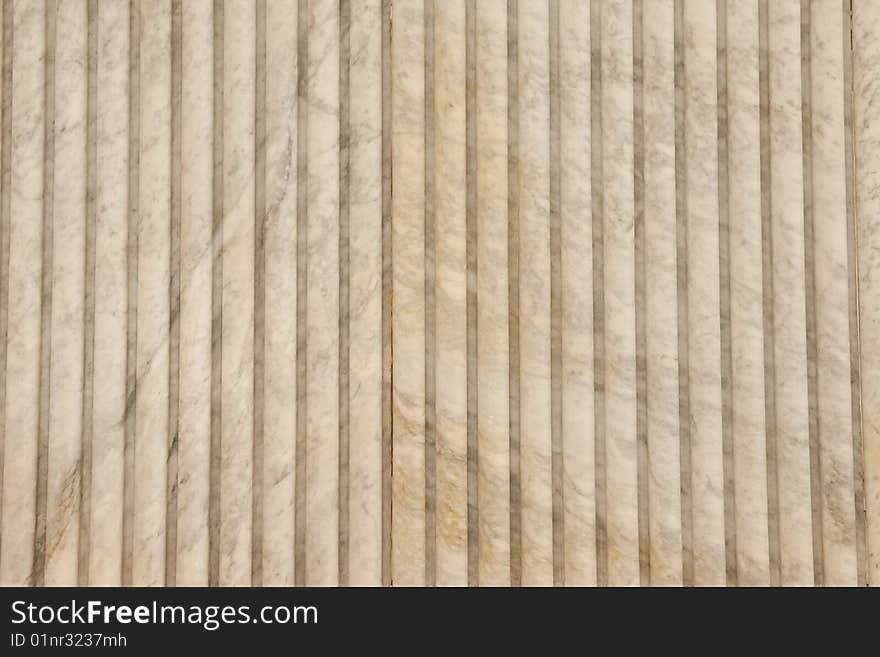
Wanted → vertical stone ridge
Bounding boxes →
[800,0,825,586]
[165,0,182,587]
[548,0,564,587]
[252,0,267,587]
[842,0,866,587]
[851,0,880,589]
[632,0,650,587]
[423,0,436,588]
[715,0,738,586]
[465,0,479,587]
[0,0,12,574]
[840,0,866,587]
[507,0,522,588]
[590,0,607,587]
[79,0,99,586]
[122,0,141,587]
[33,0,57,588]
[337,0,351,587]
[208,0,223,587]
[758,0,782,587]
[294,0,308,586]
[381,0,392,587]
[673,0,694,586]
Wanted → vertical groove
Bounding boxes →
[632,0,650,587]
[294,0,308,587]
[673,0,694,587]
[423,0,436,588]
[548,0,564,587]
[590,0,607,587]
[800,0,825,586]
[33,0,58,587]
[122,0,140,587]
[293,0,308,586]
[852,2,879,588]
[165,0,182,587]
[506,0,521,588]
[252,0,267,587]
[716,0,738,586]
[337,0,351,588]
[0,0,12,571]
[208,0,223,587]
[842,0,866,587]
[79,0,99,586]
[758,0,782,587]
[465,0,478,587]
[381,0,392,588]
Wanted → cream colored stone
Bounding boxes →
[517,0,553,587]
[391,0,426,587]
[726,0,770,585]
[601,0,638,587]
[854,0,880,588]
[475,0,510,587]
[684,0,725,586]
[559,0,594,586]
[304,0,340,587]
[348,0,384,586]
[768,0,814,586]
[219,0,256,586]
[643,0,682,587]
[810,0,858,586]
[133,0,171,586]
[177,0,213,587]
[89,0,129,586]
[0,0,44,586]
[0,0,873,589]
[433,0,467,587]
[46,0,87,586]
[262,0,298,587]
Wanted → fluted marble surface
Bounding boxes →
[0,0,877,587]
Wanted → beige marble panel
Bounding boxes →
[177,0,213,587]
[391,0,426,586]
[89,0,128,586]
[559,0,594,586]
[45,0,87,586]
[348,0,384,586]
[475,0,510,587]
[0,0,6,585]
[517,0,552,586]
[1,0,45,586]
[809,0,858,586]
[643,0,682,586]
[305,0,339,587]
[726,0,770,585]
[684,0,725,586]
[854,0,880,588]
[767,0,814,586]
[433,0,467,587]
[0,0,875,588]
[262,0,297,587]
[133,0,171,586]
[601,0,638,586]
[220,0,255,586]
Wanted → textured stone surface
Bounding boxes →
[0,0,876,587]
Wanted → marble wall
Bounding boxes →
[0,0,877,587]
